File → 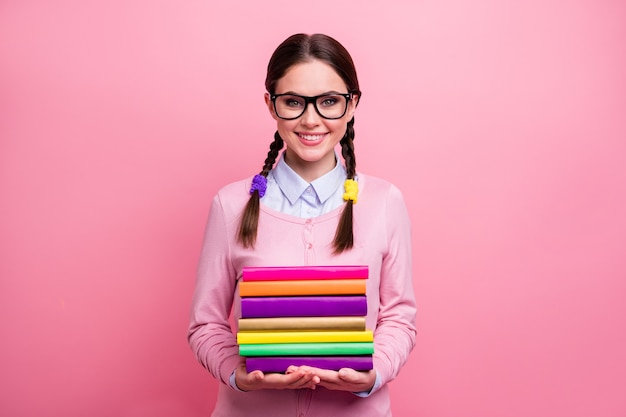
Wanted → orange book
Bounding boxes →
[239,279,366,297]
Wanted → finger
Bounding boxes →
[313,368,339,382]
[285,365,313,375]
[285,370,320,389]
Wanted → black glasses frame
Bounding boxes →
[270,93,353,120]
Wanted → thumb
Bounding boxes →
[251,370,264,381]
[337,368,359,382]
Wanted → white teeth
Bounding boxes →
[299,134,325,141]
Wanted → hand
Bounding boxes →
[234,364,320,391]
[287,366,376,393]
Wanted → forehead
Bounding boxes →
[275,59,347,95]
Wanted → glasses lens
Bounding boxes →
[274,94,348,119]
[315,95,348,119]
[274,95,306,119]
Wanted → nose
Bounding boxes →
[299,102,320,126]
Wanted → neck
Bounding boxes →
[284,151,337,183]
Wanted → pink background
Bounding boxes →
[1,1,625,416]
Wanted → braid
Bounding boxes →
[341,119,356,178]
[333,118,357,253]
[262,132,284,176]
[237,132,284,248]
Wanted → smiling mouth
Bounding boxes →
[298,133,327,141]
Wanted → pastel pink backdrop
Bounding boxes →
[1,1,625,416]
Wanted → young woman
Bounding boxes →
[188,33,417,417]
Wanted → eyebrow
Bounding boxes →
[277,90,346,96]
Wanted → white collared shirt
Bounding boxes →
[261,151,347,218]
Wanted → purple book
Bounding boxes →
[240,296,367,318]
[246,356,374,373]
[242,265,368,281]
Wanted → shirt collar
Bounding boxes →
[272,152,346,205]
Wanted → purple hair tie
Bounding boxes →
[250,174,267,197]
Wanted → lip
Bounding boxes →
[297,132,328,146]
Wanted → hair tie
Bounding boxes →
[250,174,267,197]
[343,179,358,204]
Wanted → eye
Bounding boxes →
[319,95,340,107]
[282,96,304,108]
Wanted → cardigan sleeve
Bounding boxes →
[372,184,417,387]
[187,193,243,387]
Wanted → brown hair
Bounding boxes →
[237,33,361,253]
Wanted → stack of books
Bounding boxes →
[237,265,374,373]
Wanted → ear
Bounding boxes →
[346,94,359,120]
[265,93,278,120]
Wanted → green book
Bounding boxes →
[239,342,374,357]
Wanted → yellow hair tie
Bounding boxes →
[343,179,358,204]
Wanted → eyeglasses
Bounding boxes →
[270,93,353,120]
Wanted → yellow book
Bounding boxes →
[237,330,374,344]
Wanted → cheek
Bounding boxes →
[275,120,301,138]
[327,120,348,136]
[276,119,295,131]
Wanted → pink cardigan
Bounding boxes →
[188,173,417,417]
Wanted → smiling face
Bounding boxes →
[265,59,358,182]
